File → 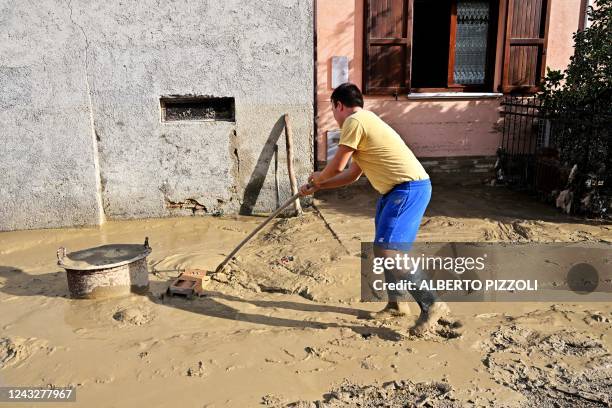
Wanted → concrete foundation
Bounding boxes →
[0,0,314,231]
[421,156,496,185]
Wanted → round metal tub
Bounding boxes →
[57,238,152,299]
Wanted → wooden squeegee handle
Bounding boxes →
[215,187,309,273]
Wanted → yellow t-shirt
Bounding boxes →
[339,110,429,194]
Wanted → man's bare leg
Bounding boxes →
[366,300,411,319]
[370,244,451,333]
[409,301,450,336]
[367,246,413,320]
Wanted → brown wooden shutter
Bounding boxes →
[501,0,552,93]
[364,0,413,94]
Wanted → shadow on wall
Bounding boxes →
[317,100,505,172]
[380,98,503,156]
[316,8,356,158]
[322,9,356,94]
[239,115,286,215]
[319,98,504,158]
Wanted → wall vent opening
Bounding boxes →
[160,96,235,122]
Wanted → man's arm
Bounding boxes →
[299,161,362,196]
[317,161,362,190]
[309,145,355,186]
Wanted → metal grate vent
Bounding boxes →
[160,96,235,122]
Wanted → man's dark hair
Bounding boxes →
[331,83,364,108]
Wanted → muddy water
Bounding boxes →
[0,185,611,407]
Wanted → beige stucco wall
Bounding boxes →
[316,0,584,162]
[1,0,314,231]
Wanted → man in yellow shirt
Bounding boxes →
[299,83,449,336]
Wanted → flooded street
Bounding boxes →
[1,185,611,407]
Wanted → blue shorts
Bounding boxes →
[374,179,432,247]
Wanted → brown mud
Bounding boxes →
[0,183,610,407]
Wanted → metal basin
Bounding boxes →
[57,238,152,299]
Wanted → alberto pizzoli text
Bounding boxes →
[372,279,538,292]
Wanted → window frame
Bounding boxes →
[363,0,413,95]
[444,0,500,93]
[500,0,551,94]
[364,0,500,95]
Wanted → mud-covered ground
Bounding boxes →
[0,183,610,407]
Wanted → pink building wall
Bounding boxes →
[316,0,584,163]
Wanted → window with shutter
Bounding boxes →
[363,0,413,94]
[501,0,552,93]
[364,0,499,94]
[363,0,553,95]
